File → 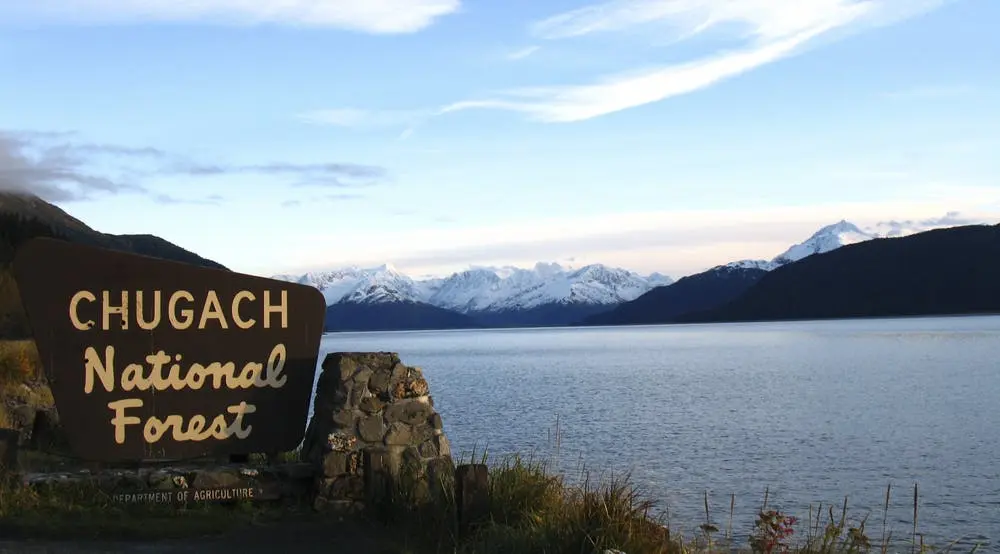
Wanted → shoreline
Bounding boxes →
[1,454,990,553]
[320,311,1000,335]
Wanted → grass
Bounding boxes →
[387,453,985,554]
[0,444,988,553]
[451,454,672,554]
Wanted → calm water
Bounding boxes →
[314,316,1000,551]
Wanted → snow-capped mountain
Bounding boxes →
[721,259,781,271]
[273,262,675,315]
[772,220,876,265]
[274,217,994,330]
[719,220,878,271]
[273,263,423,305]
[462,263,670,313]
[273,220,879,315]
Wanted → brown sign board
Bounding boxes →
[12,238,326,462]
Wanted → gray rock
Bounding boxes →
[418,439,438,458]
[411,423,435,444]
[348,381,369,407]
[332,409,357,427]
[401,447,423,476]
[384,398,433,426]
[357,415,385,443]
[430,412,443,430]
[323,451,349,478]
[327,355,358,382]
[325,474,364,500]
[435,435,452,458]
[368,367,392,396]
[384,422,412,446]
[353,368,373,387]
[359,395,386,414]
[390,362,408,385]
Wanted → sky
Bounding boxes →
[1,0,998,280]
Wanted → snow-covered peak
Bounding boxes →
[434,263,672,312]
[772,220,876,265]
[724,259,780,271]
[276,261,675,313]
[531,261,566,278]
[272,264,421,305]
[424,268,505,312]
[647,272,675,286]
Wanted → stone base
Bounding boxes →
[303,352,457,511]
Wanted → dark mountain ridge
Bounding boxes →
[580,265,768,326]
[676,223,1000,323]
[0,192,227,338]
[0,192,226,270]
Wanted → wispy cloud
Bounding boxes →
[439,0,954,122]
[882,84,978,99]
[174,161,386,188]
[153,193,226,206]
[867,211,987,237]
[281,193,365,208]
[506,45,540,60]
[0,0,461,34]
[0,130,387,202]
[312,0,954,128]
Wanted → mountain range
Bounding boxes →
[1,192,995,334]
[676,222,1000,323]
[275,218,996,330]
[273,261,675,329]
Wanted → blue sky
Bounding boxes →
[1,0,997,279]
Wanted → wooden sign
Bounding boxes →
[12,238,326,462]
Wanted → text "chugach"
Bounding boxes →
[68,290,289,331]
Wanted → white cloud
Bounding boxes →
[437,0,953,122]
[263,184,1000,279]
[506,45,540,60]
[0,0,460,33]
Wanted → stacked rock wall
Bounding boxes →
[303,352,454,514]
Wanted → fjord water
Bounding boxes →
[316,316,1000,550]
